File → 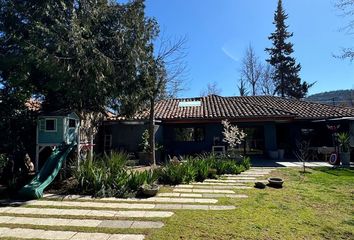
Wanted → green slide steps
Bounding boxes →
[18,143,76,200]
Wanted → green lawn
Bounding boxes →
[147,167,354,240]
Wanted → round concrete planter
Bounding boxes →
[141,184,160,197]
[268,177,284,188]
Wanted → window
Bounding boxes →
[178,101,201,107]
[45,119,57,132]
[174,127,204,142]
[69,119,76,128]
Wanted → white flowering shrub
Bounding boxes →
[222,119,247,149]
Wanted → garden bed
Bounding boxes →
[48,152,251,199]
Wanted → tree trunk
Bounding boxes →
[148,98,156,166]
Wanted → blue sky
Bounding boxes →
[143,0,354,97]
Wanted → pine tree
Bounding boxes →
[266,0,312,99]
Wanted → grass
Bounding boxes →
[0,167,353,239]
[146,167,354,240]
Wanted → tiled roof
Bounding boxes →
[114,95,354,121]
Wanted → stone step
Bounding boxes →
[0,206,174,218]
[23,200,235,211]
[246,168,275,170]
[174,184,247,190]
[204,179,267,183]
[220,177,257,180]
[0,215,164,229]
[192,182,247,186]
[43,195,217,204]
[173,188,235,193]
[238,174,268,177]
[0,227,144,240]
[158,192,248,199]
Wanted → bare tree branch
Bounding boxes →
[200,82,222,96]
[240,44,263,95]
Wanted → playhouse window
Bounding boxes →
[45,119,57,132]
[69,119,76,128]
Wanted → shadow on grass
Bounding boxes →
[313,167,354,177]
[298,170,313,175]
[0,199,29,207]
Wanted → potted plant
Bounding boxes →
[337,132,351,167]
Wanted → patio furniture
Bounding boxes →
[317,146,335,161]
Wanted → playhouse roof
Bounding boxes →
[39,110,79,118]
[111,95,354,122]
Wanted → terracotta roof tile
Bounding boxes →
[121,95,354,121]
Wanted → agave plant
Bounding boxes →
[337,132,350,153]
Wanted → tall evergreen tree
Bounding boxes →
[266,0,312,99]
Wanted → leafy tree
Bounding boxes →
[0,0,159,155]
[265,0,313,99]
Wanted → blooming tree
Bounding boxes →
[222,119,247,149]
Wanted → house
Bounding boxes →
[101,95,354,161]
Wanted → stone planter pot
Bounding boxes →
[268,177,284,188]
[278,149,285,160]
[340,152,351,167]
[268,150,279,160]
[140,184,160,197]
[254,182,266,189]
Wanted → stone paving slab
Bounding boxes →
[0,216,164,229]
[44,194,217,204]
[201,193,248,198]
[173,188,235,193]
[26,200,233,211]
[192,182,247,186]
[30,200,157,210]
[0,227,77,239]
[221,177,257,180]
[157,192,248,198]
[204,179,267,183]
[174,184,247,190]
[1,207,174,218]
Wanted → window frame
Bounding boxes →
[68,118,77,129]
[45,118,57,132]
[174,127,205,142]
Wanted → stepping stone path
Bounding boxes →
[0,167,274,239]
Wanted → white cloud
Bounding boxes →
[221,46,239,62]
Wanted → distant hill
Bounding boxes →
[306,89,354,107]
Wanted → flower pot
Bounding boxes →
[278,149,285,160]
[268,177,284,188]
[340,152,351,167]
[140,184,160,197]
[268,150,278,160]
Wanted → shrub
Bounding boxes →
[75,152,158,198]
[240,156,251,170]
[159,162,185,185]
